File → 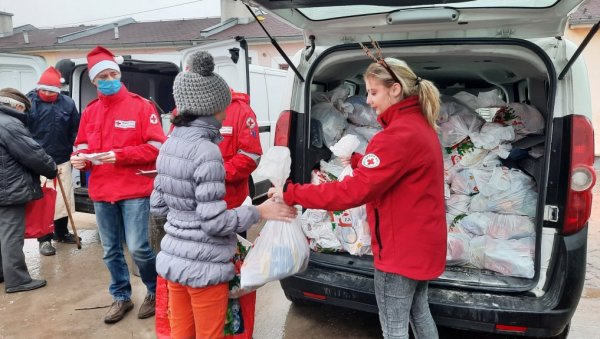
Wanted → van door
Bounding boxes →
[181,39,250,93]
[0,53,46,94]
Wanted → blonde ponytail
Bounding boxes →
[416,79,440,132]
[364,58,440,131]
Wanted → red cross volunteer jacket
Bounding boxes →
[283,96,447,280]
[75,86,166,202]
[219,91,262,208]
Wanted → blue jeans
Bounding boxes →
[374,269,438,339]
[94,198,156,301]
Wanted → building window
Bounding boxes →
[279,64,289,70]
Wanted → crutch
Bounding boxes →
[56,174,82,250]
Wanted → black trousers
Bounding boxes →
[0,204,33,288]
[37,216,69,242]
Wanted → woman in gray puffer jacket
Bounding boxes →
[0,88,57,293]
[150,51,296,339]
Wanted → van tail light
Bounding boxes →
[495,324,527,334]
[274,110,291,147]
[302,291,327,300]
[563,115,596,235]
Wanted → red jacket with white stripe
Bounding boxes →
[283,96,447,280]
[75,86,166,202]
[219,91,262,208]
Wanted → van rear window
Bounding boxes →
[298,1,559,21]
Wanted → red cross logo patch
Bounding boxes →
[150,114,159,125]
[246,117,256,129]
[361,154,380,168]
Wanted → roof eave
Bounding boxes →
[568,18,600,28]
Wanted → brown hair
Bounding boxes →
[364,58,440,131]
[0,87,31,111]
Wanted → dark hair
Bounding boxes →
[170,112,199,127]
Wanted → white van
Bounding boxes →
[0,53,46,94]
[0,38,286,211]
[247,0,597,338]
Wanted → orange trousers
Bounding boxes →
[167,281,229,339]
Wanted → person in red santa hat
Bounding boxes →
[70,46,167,324]
[26,66,80,256]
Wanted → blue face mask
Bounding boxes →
[97,79,122,95]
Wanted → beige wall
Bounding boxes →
[248,42,305,68]
[565,26,600,156]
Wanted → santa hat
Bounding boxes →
[87,46,122,81]
[37,67,63,93]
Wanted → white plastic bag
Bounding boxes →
[311,102,348,148]
[444,138,490,169]
[300,209,343,252]
[330,138,372,256]
[254,146,291,187]
[311,86,351,108]
[452,92,480,110]
[447,233,471,266]
[459,212,534,240]
[342,95,380,128]
[446,194,471,220]
[344,125,370,154]
[240,218,309,289]
[486,213,535,240]
[330,134,360,158]
[241,147,310,289]
[469,236,534,278]
[477,89,506,108]
[472,167,535,198]
[450,169,479,196]
[320,159,344,180]
[470,122,515,150]
[438,100,485,147]
[492,103,545,138]
[470,189,538,217]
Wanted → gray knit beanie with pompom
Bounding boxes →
[173,51,231,116]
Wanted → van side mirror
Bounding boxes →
[229,47,240,64]
[55,59,75,85]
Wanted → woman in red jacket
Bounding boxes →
[270,57,446,339]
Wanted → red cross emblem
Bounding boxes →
[361,154,380,168]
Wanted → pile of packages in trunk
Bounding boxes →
[305,86,545,278]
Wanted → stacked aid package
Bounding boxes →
[307,86,545,276]
[300,135,372,256]
[303,86,379,256]
[441,90,545,278]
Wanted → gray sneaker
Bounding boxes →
[39,241,56,256]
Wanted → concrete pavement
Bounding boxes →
[1,178,599,338]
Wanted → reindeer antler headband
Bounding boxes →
[359,37,403,84]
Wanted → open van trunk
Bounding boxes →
[297,39,557,292]
[254,0,594,334]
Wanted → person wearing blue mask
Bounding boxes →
[70,46,167,324]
